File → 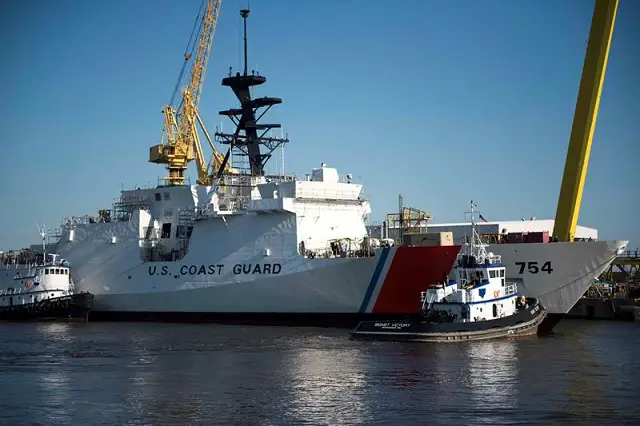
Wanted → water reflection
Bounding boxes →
[1,321,639,425]
[281,341,371,424]
[465,340,519,423]
[557,325,614,422]
[121,325,224,424]
[35,322,74,424]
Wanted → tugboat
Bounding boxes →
[350,201,547,342]
[0,226,94,321]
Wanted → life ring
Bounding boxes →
[493,290,500,298]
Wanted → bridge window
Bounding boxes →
[493,304,498,318]
[500,270,505,277]
[489,270,497,278]
[154,193,161,201]
[45,269,49,275]
[163,192,171,200]
[161,223,172,239]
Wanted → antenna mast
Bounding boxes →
[241,9,249,76]
[37,223,47,264]
[215,8,289,176]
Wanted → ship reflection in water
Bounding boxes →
[466,341,519,421]
[34,323,74,424]
[0,321,639,424]
[282,345,371,424]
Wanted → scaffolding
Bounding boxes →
[385,195,433,244]
[112,192,151,222]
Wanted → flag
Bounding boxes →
[479,214,488,223]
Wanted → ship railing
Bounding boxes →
[294,187,363,202]
[420,290,441,305]
[304,245,378,260]
[60,215,94,229]
[618,250,640,259]
[263,174,297,183]
[505,281,518,296]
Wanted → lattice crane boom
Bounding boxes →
[149,0,236,186]
[188,0,219,107]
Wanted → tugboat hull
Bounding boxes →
[0,292,95,322]
[350,298,547,342]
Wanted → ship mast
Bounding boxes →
[466,200,487,263]
[37,223,47,265]
[214,9,289,177]
[470,201,476,252]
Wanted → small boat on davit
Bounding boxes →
[350,201,548,342]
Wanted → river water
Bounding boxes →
[0,319,638,425]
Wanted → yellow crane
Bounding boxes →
[148,0,238,186]
[553,0,618,241]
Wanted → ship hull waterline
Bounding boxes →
[349,298,548,342]
[68,245,464,324]
[3,238,626,334]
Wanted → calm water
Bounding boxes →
[0,319,639,425]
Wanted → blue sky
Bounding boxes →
[1,0,638,250]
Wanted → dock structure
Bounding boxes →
[572,251,640,321]
[599,250,640,284]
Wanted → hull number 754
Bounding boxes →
[515,261,553,274]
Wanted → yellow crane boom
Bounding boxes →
[553,0,618,241]
[149,0,237,186]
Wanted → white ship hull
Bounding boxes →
[48,210,460,320]
[487,240,626,315]
[2,237,626,318]
[2,235,626,320]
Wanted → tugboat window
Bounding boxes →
[493,304,498,318]
[45,269,49,275]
